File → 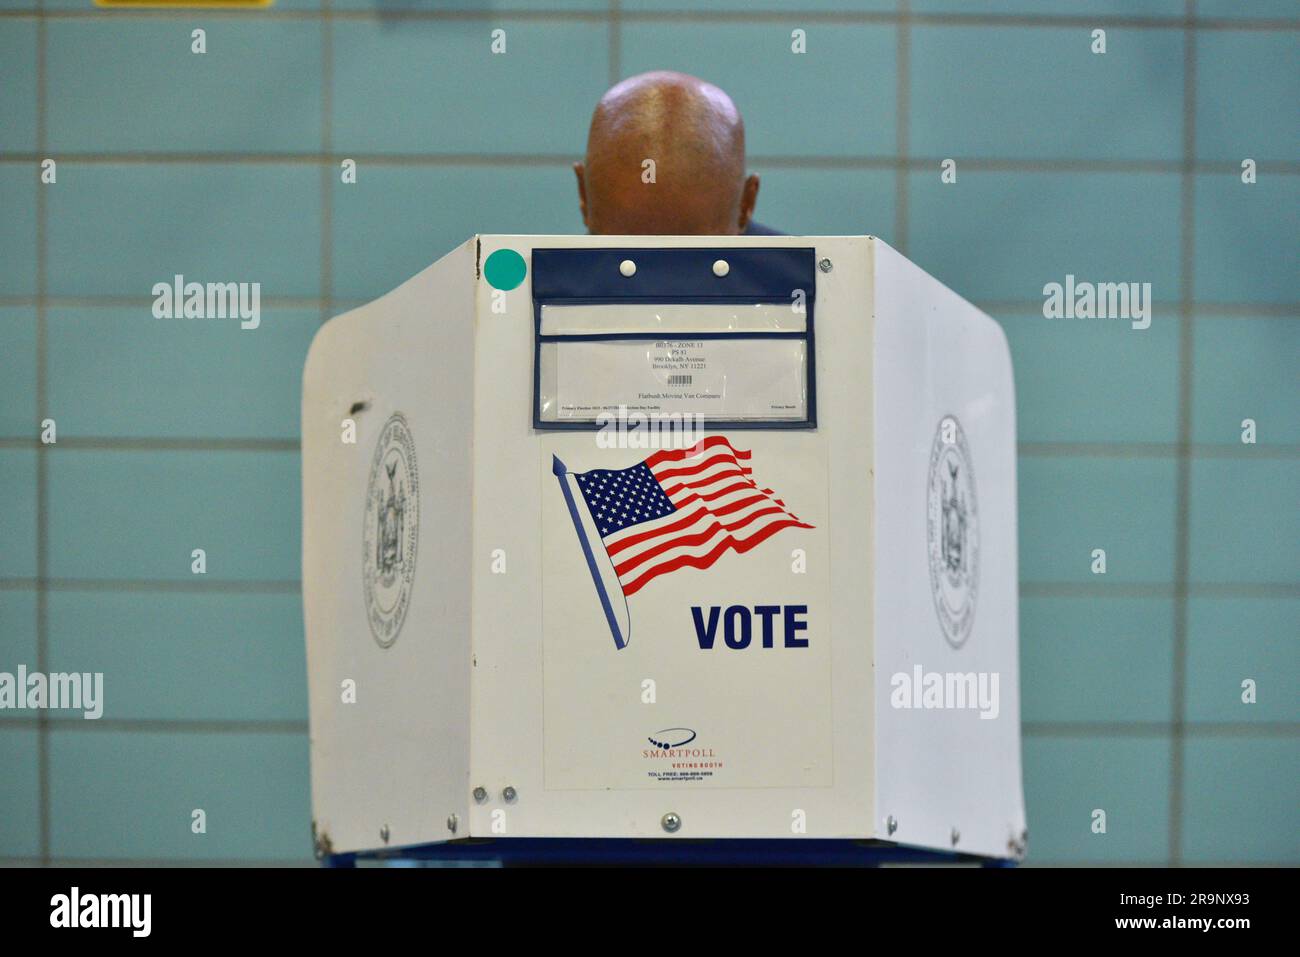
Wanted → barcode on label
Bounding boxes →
[666,374,692,386]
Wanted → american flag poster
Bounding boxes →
[552,436,815,649]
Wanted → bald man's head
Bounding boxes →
[574,71,760,235]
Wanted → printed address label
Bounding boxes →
[553,338,807,420]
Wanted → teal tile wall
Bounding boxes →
[909,25,1184,162]
[1181,738,1300,864]
[1022,736,1172,864]
[755,167,897,239]
[47,20,325,153]
[1185,599,1298,724]
[0,308,37,439]
[48,731,310,862]
[46,451,301,582]
[624,0,896,11]
[1196,0,1300,19]
[1020,597,1175,724]
[1191,317,1300,446]
[1188,458,1298,584]
[998,310,1180,444]
[911,1,1184,14]
[46,591,307,723]
[47,164,322,298]
[0,451,38,580]
[331,19,610,155]
[1193,172,1298,305]
[0,166,37,297]
[0,729,40,859]
[1195,30,1299,163]
[0,2,1294,867]
[907,170,1183,303]
[0,591,37,721]
[46,307,320,439]
[0,18,36,153]
[1018,457,1178,584]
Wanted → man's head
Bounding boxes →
[574,71,760,235]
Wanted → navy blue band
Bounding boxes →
[532,247,817,302]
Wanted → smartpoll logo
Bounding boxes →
[890,666,1000,720]
[50,887,151,938]
[152,274,261,330]
[647,727,697,750]
[0,666,103,719]
[1042,274,1152,330]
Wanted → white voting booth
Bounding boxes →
[301,235,1027,864]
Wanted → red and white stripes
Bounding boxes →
[605,437,814,596]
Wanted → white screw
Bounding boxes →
[619,259,636,277]
[712,259,730,277]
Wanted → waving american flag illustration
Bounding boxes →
[552,436,814,649]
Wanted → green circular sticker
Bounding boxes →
[484,248,527,291]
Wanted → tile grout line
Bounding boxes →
[4,437,1299,458]
[34,0,49,868]
[0,9,1296,31]
[608,0,620,88]
[3,719,311,734]
[0,578,304,594]
[320,0,333,326]
[1020,722,1300,737]
[1,718,1293,737]
[893,0,910,254]
[1168,0,1198,868]
[1019,582,1300,599]
[3,154,1293,175]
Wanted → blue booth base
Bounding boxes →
[325,838,1017,868]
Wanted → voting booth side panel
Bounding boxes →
[302,239,477,855]
[870,239,1027,861]
[812,236,879,839]
[465,235,878,841]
